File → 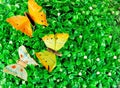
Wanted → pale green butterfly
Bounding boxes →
[3,45,38,81]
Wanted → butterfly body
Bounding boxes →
[47,48,62,56]
[3,45,38,81]
[25,12,35,26]
[36,33,69,72]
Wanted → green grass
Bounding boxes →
[0,0,120,88]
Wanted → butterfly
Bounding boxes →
[36,33,69,72]
[6,0,48,37]
[3,45,38,81]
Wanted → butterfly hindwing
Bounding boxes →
[3,64,27,81]
[36,51,56,72]
[28,0,48,26]
[6,16,32,37]
[55,33,69,51]
[42,34,55,50]
[18,45,38,66]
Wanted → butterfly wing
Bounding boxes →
[18,45,38,66]
[6,16,33,37]
[28,0,42,13]
[3,64,27,81]
[55,33,69,51]
[36,51,56,72]
[42,34,55,50]
[28,0,48,26]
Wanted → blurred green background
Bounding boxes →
[0,0,120,88]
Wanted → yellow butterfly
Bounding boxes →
[6,0,48,37]
[3,45,38,81]
[36,33,69,72]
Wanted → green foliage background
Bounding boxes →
[0,0,120,88]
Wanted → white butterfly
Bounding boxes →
[3,45,38,81]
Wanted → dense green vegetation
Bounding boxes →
[0,0,120,88]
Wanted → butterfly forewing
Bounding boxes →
[36,51,56,72]
[28,0,48,26]
[42,34,56,50]
[28,0,42,14]
[6,16,32,37]
[18,45,38,66]
[3,64,27,81]
[55,33,69,51]
[42,33,69,51]
[34,11,48,26]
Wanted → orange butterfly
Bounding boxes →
[6,0,48,37]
